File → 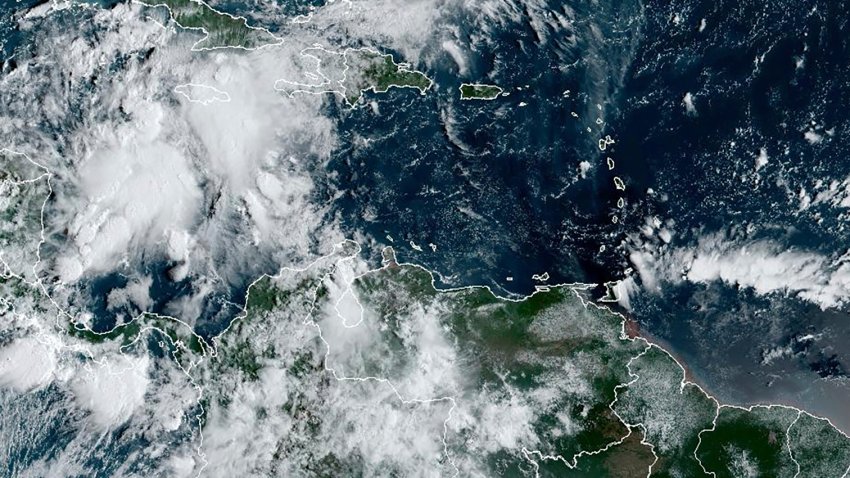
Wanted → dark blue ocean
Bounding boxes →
[320,0,850,429]
[4,0,850,430]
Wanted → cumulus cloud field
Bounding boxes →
[0,0,498,475]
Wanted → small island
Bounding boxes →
[459,83,503,100]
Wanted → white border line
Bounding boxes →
[4,147,850,476]
[458,82,504,101]
[173,83,231,105]
[275,46,433,109]
[132,0,283,51]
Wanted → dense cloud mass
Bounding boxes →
[2,0,850,475]
[1,1,350,329]
[626,231,850,311]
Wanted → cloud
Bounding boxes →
[106,276,154,312]
[306,0,448,63]
[173,83,231,105]
[63,112,204,281]
[0,314,203,476]
[628,231,850,310]
[70,352,150,429]
[0,337,58,392]
[0,3,346,324]
[441,40,469,75]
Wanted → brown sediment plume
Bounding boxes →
[623,316,640,339]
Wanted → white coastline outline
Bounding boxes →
[458,82,504,101]
[0,149,52,284]
[131,0,283,52]
[274,46,434,109]
[1,147,849,476]
[173,82,232,105]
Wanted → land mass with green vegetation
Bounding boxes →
[275,47,433,108]
[459,83,503,100]
[0,150,51,283]
[343,50,432,104]
[137,0,281,50]
[64,244,850,476]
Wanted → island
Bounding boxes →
[136,0,282,50]
[459,82,503,100]
[345,49,433,104]
[275,47,433,107]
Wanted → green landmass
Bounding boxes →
[67,312,210,368]
[613,346,718,477]
[342,50,432,105]
[276,48,433,107]
[787,412,850,477]
[58,243,850,476]
[192,253,650,473]
[137,0,280,50]
[566,429,656,478]
[0,150,51,282]
[697,406,799,478]
[459,83,503,100]
[361,54,432,93]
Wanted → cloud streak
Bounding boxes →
[629,232,850,310]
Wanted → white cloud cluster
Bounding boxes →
[0,286,203,477]
[0,0,523,474]
[70,353,150,429]
[319,269,460,400]
[0,2,348,324]
[192,252,610,477]
[629,232,850,310]
[0,0,491,331]
[61,109,203,282]
[303,0,448,64]
[0,337,59,392]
